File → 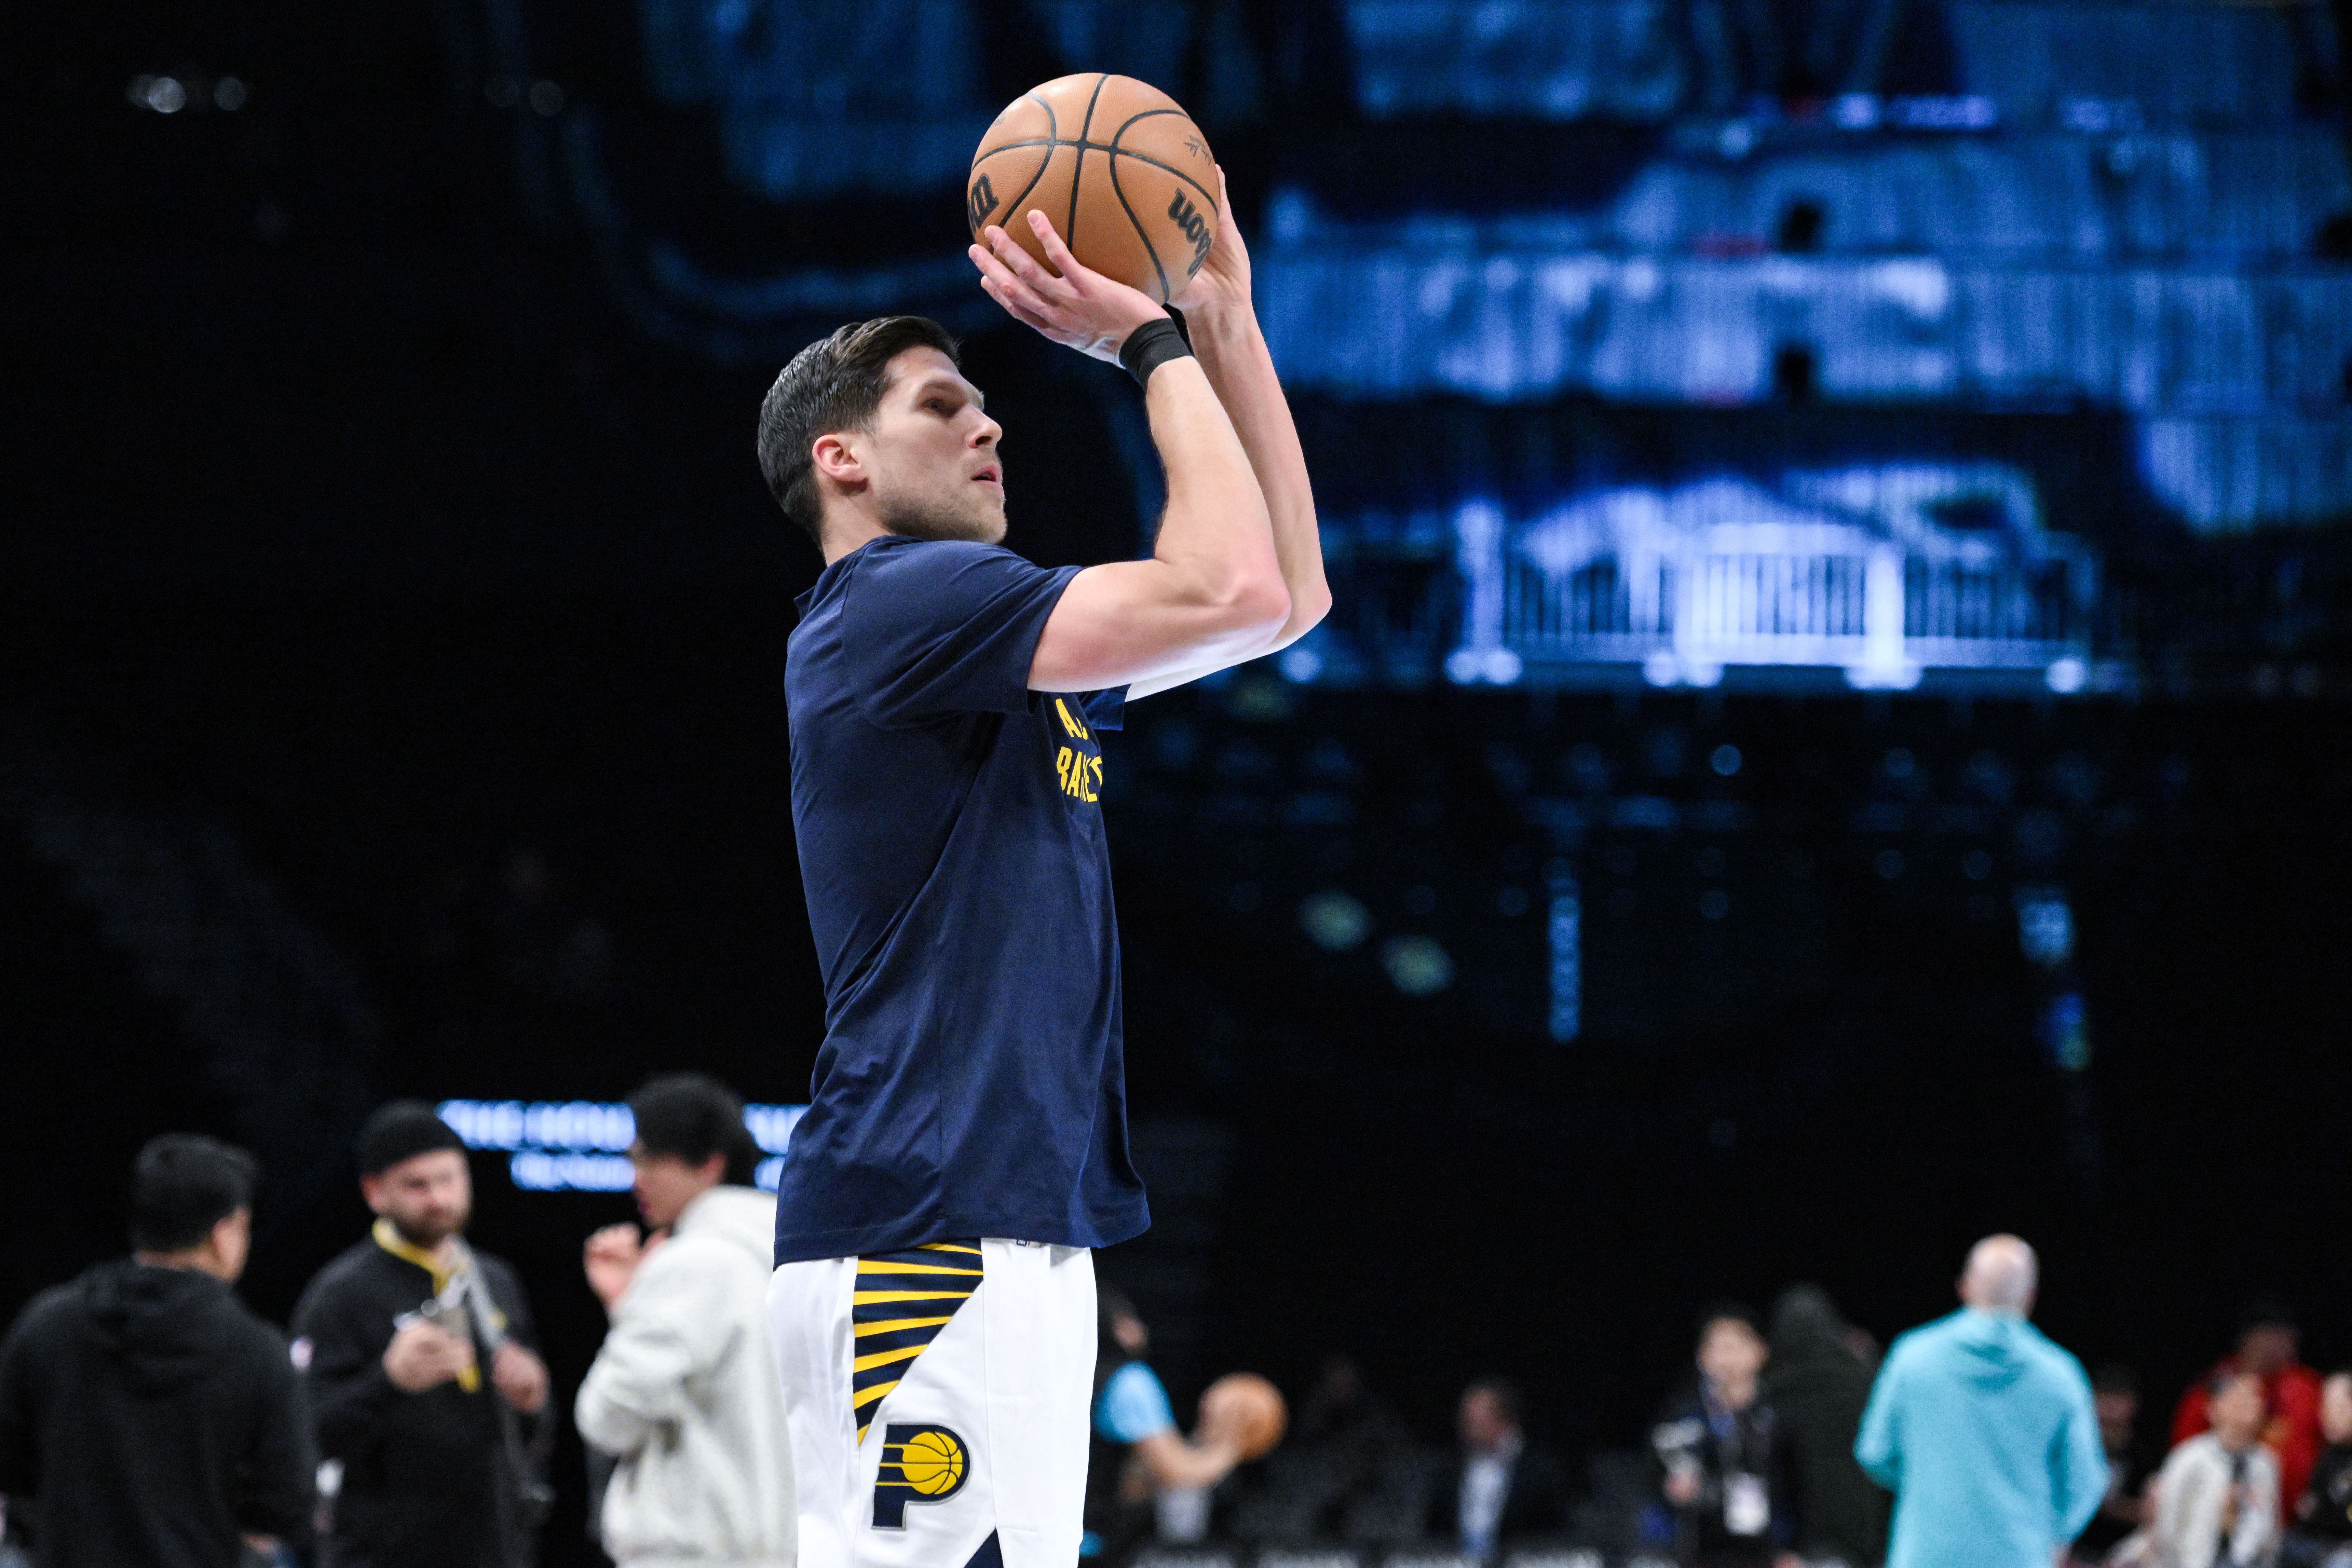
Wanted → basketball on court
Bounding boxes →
[966,74,1220,305]
[1201,1371,1288,1461]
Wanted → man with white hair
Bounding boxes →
[1855,1236,2107,1568]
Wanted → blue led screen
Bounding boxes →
[579,0,2352,686]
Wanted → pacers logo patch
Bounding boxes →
[872,1424,971,1527]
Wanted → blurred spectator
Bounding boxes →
[1855,1236,2106,1568]
[0,1134,313,1568]
[1083,1286,1250,1564]
[1423,1378,1571,1557]
[2173,1302,2324,1527]
[2279,1369,2352,1567]
[575,1074,794,1568]
[1765,1284,1887,1564]
[2074,1364,2152,1565]
[1651,1305,1794,1566]
[2146,1371,2278,1568]
[1231,1354,1413,1542]
[291,1102,551,1568]
[1290,1352,1413,1478]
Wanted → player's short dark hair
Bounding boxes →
[757,316,962,545]
[130,1133,258,1252]
[357,1100,467,1176]
[629,1072,759,1185]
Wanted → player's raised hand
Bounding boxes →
[1171,167,1251,322]
[969,209,1168,365]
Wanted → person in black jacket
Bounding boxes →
[1424,1378,1573,1556]
[291,1103,549,1568]
[1764,1285,1887,1564]
[1652,1305,1793,1568]
[0,1133,314,1568]
[2279,1368,2352,1567]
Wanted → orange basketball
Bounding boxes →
[966,74,1220,306]
[1200,1371,1287,1462]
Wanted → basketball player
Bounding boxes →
[755,175,1324,1568]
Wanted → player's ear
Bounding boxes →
[811,431,865,488]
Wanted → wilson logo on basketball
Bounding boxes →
[1167,191,1213,276]
[966,174,998,235]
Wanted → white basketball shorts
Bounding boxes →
[769,1238,1097,1568]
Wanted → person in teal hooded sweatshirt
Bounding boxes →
[1855,1235,2107,1568]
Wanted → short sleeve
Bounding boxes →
[1078,687,1128,732]
[840,539,1080,727]
[1094,1361,1178,1444]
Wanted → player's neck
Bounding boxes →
[820,506,896,565]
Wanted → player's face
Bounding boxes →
[864,346,1006,546]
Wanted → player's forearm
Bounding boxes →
[1135,1429,1244,1491]
[1143,354,1286,625]
[1186,303,1329,649]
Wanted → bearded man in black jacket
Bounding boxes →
[291,1102,549,1568]
[0,1133,315,1567]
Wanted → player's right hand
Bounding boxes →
[969,210,1168,366]
[1171,167,1251,324]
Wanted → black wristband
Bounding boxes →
[1118,316,1193,388]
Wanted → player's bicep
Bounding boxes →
[1029,560,1280,693]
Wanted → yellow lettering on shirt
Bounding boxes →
[1053,698,1089,740]
[1053,736,1104,804]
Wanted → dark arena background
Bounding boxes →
[5,0,2352,1564]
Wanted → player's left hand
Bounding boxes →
[492,1340,549,1415]
[1171,167,1251,322]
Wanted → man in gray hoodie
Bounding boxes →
[1856,1235,2107,1568]
[578,1075,796,1568]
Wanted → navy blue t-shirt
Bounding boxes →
[773,534,1149,1263]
